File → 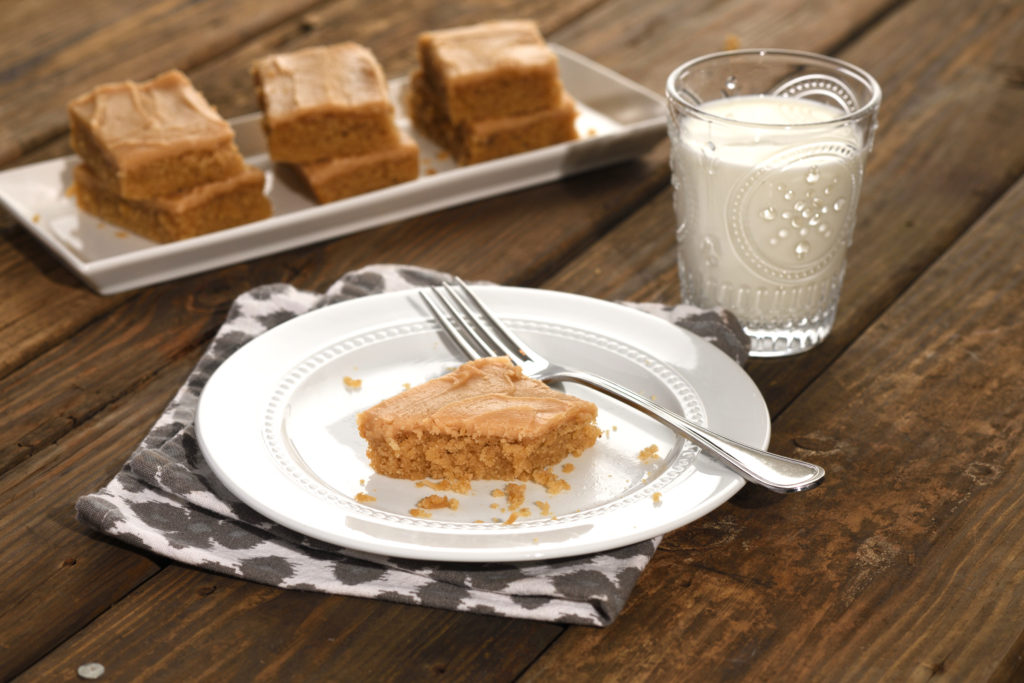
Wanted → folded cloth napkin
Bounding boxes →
[76,264,748,626]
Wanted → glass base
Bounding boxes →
[744,319,834,357]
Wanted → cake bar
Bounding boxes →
[296,133,419,203]
[252,42,401,163]
[357,356,600,482]
[73,164,271,243]
[68,70,246,200]
[409,20,578,165]
[417,20,563,122]
[410,71,577,165]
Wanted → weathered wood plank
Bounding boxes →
[20,565,563,682]
[0,361,182,680]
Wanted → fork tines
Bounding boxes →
[419,277,532,363]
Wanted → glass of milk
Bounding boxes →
[667,50,881,357]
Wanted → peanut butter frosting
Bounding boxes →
[420,20,556,78]
[358,356,598,442]
[253,42,392,120]
[68,70,235,156]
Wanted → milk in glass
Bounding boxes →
[669,95,865,352]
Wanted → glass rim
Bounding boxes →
[666,48,882,128]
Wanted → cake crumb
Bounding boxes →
[409,508,432,518]
[517,507,531,517]
[354,492,376,503]
[504,483,526,508]
[343,376,362,390]
[561,463,575,473]
[724,33,742,50]
[534,500,551,516]
[417,478,471,494]
[491,488,506,498]
[503,512,519,525]
[490,502,500,509]
[652,492,663,506]
[638,445,661,462]
[416,494,459,511]
[532,468,570,494]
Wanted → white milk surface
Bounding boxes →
[670,95,865,327]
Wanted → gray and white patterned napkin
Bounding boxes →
[76,264,748,626]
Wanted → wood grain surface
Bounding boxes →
[1,0,1021,680]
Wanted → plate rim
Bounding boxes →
[195,286,767,562]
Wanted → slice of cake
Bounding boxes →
[68,70,247,200]
[409,20,578,165]
[252,42,402,163]
[410,71,577,164]
[417,19,564,123]
[73,164,271,242]
[357,356,600,482]
[295,132,419,203]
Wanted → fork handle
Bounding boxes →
[549,369,825,493]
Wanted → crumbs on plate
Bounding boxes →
[503,483,525,509]
[638,444,660,462]
[531,468,570,494]
[416,494,459,511]
[417,478,472,494]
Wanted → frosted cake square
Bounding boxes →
[357,356,600,482]
[252,42,401,163]
[417,19,563,123]
[68,70,246,199]
[410,71,576,164]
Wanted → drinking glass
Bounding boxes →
[667,50,881,356]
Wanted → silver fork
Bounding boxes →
[419,278,825,494]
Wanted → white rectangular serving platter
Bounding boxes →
[0,46,665,294]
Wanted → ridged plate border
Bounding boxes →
[261,317,707,530]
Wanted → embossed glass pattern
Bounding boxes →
[667,50,881,356]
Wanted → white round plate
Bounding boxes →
[196,286,768,562]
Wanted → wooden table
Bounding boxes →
[2,0,1022,680]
